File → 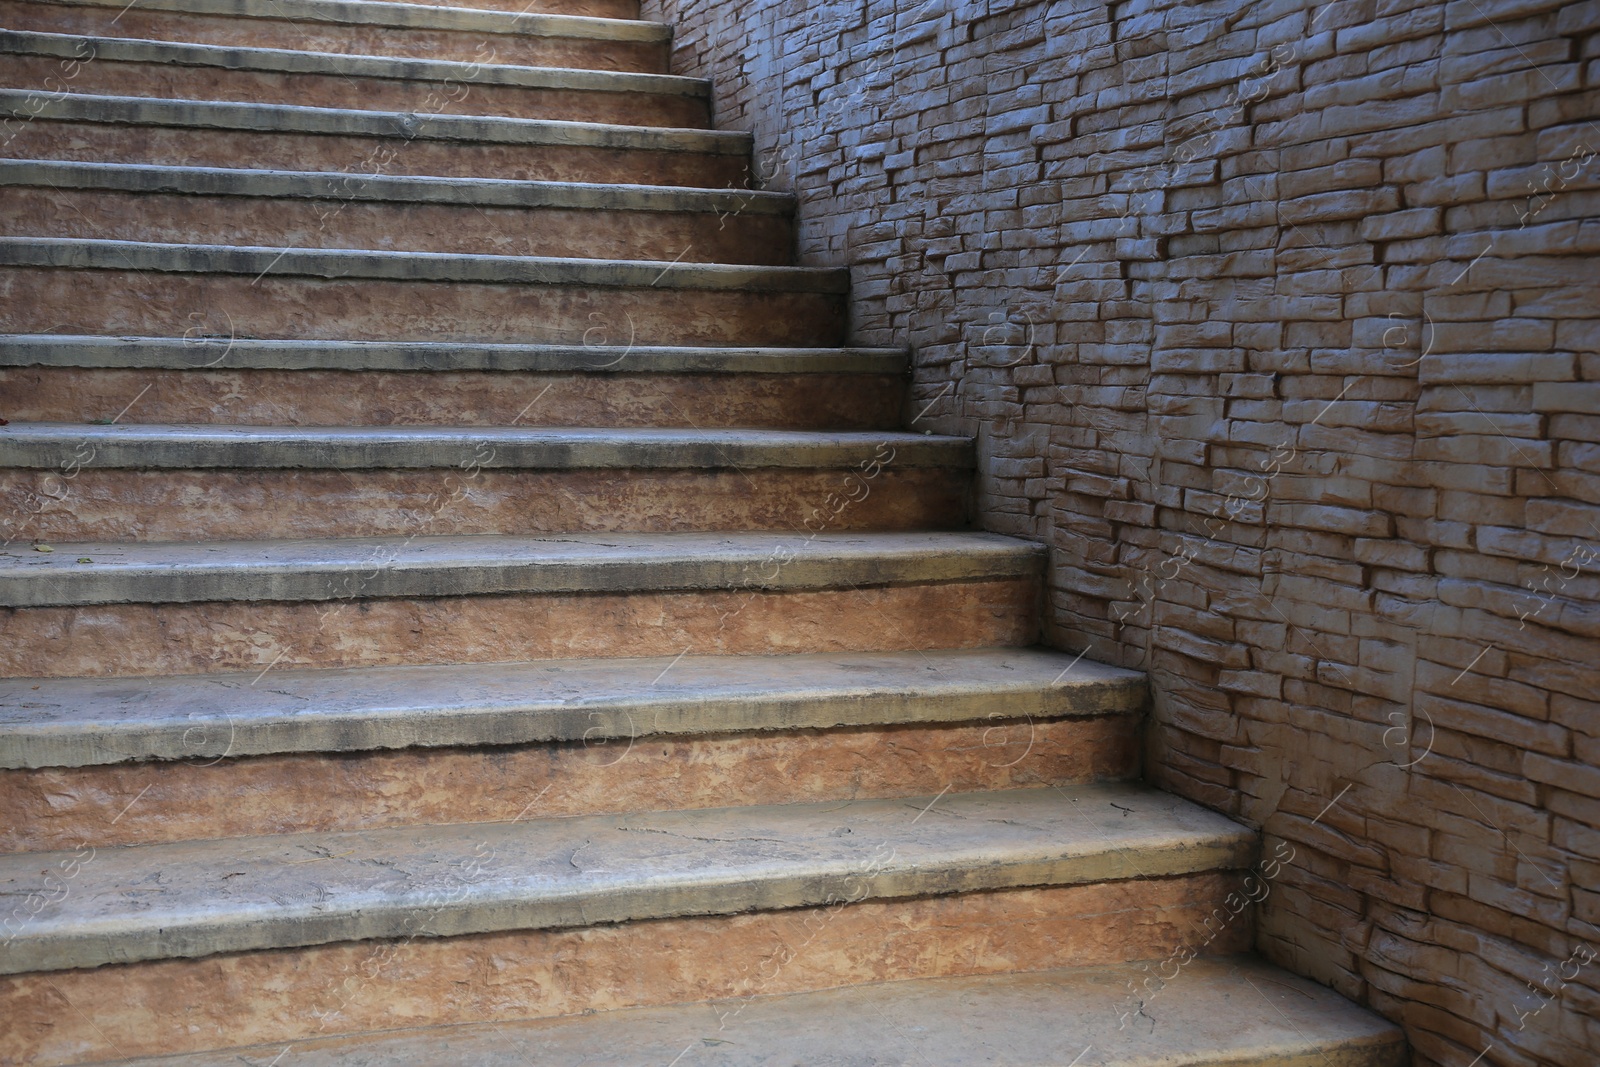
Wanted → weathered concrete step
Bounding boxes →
[0,649,1144,851]
[99,959,1406,1067]
[0,91,750,186]
[2,0,673,71]
[1,647,1144,768]
[2,543,1040,680]
[0,530,1040,608]
[100,958,1403,1067]
[0,424,971,539]
[0,160,790,261]
[0,30,709,127]
[0,782,1254,974]
[0,335,906,430]
[8,877,1255,1063]
[0,424,964,470]
[0,238,845,346]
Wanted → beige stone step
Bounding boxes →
[0,423,972,540]
[80,958,1404,1067]
[0,159,790,262]
[0,0,672,71]
[0,29,710,126]
[0,531,1045,677]
[0,786,1255,1065]
[0,90,750,185]
[0,335,907,430]
[0,781,1253,971]
[0,646,1145,849]
[0,238,845,346]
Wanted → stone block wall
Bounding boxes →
[642,0,1600,1063]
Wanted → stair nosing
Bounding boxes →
[0,28,709,95]
[0,530,1047,608]
[0,423,972,470]
[0,237,851,292]
[0,335,906,373]
[0,89,750,152]
[0,159,792,214]
[0,647,1146,768]
[0,783,1254,974]
[22,0,675,43]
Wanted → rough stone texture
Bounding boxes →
[0,577,1041,677]
[0,466,969,540]
[83,957,1405,1067]
[641,0,1600,1062]
[0,647,1144,767]
[0,878,1254,1064]
[0,367,904,429]
[0,715,1140,850]
[2,0,671,70]
[0,783,1255,973]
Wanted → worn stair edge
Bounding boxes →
[0,91,747,152]
[0,783,1253,974]
[0,647,1143,768]
[0,159,790,213]
[19,0,674,42]
[91,958,1407,1067]
[0,530,1046,607]
[0,424,968,471]
[0,29,705,95]
[0,238,849,292]
[0,335,903,373]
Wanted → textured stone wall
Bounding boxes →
[641,0,1600,1062]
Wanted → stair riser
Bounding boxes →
[0,876,1251,1065]
[0,270,845,347]
[0,3,671,72]
[2,187,790,263]
[1,717,1137,852]
[0,56,708,127]
[0,467,969,541]
[2,121,750,186]
[0,579,1040,677]
[0,368,904,429]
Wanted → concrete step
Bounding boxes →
[0,159,791,262]
[0,238,846,346]
[0,781,1253,975]
[0,423,972,539]
[0,647,1145,849]
[0,91,750,186]
[0,335,907,430]
[1,0,673,72]
[87,959,1403,1067]
[0,29,710,127]
[3,788,1261,1065]
[1,90,748,188]
[0,531,1045,677]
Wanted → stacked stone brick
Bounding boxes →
[642,0,1600,1062]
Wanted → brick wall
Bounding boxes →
[643,0,1600,1061]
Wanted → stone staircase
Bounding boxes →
[0,0,1408,1063]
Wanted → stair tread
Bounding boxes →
[0,89,748,150]
[0,646,1143,768]
[20,0,673,42]
[0,334,903,372]
[0,530,1046,606]
[92,957,1407,1067]
[0,236,846,291]
[0,28,706,94]
[0,159,791,212]
[0,781,1253,974]
[0,423,969,469]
